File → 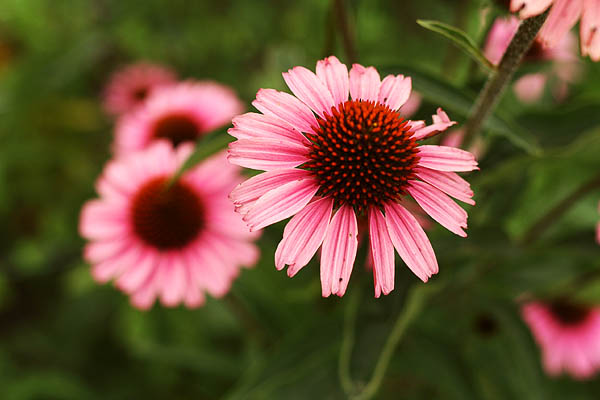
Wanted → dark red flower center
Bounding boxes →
[304,100,419,213]
[153,114,200,147]
[549,300,591,326]
[130,177,204,249]
[132,86,149,101]
[525,40,547,62]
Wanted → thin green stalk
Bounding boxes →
[462,10,549,148]
[338,287,361,395]
[332,0,358,63]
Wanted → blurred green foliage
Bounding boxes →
[1,0,600,398]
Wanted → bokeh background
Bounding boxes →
[2,0,600,398]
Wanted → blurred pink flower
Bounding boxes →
[114,81,244,155]
[597,201,600,244]
[103,62,176,116]
[80,141,259,309]
[228,56,477,298]
[484,16,580,103]
[522,301,600,379]
[399,92,422,118]
[510,0,600,61]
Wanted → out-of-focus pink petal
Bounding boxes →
[252,88,318,134]
[539,0,583,49]
[349,64,381,102]
[316,56,349,107]
[581,0,600,61]
[411,108,457,141]
[378,75,412,111]
[400,92,422,118]
[384,202,438,282]
[227,138,309,171]
[514,73,548,103]
[484,17,520,65]
[414,167,475,205]
[417,145,479,172]
[283,66,336,118]
[79,200,128,239]
[275,197,333,276]
[511,0,554,18]
[320,205,358,297]
[369,207,395,298]
[158,255,187,307]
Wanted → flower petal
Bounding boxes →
[378,74,412,111]
[252,88,318,134]
[349,64,381,102]
[283,66,336,118]
[227,138,309,171]
[411,108,457,141]
[79,200,129,239]
[539,0,583,48]
[316,56,349,107]
[384,202,438,282]
[581,0,600,61]
[242,177,319,231]
[414,167,475,205]
[511,0,554,18]
[369,207,395,298]
[417,145,479,172]
[320,205,358,297]
[407,180,468,237]
[275,197,333,277]
[229,112,307,145]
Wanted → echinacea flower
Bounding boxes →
[103,62,176,115]
[510,0,600,61]
[114,81,244,155]
[80,141,259,309]
[484,16,580,103]
[228,56,478,298]
[522,300,600,379]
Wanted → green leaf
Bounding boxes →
[381,65,541,155]
[417,19,495,72]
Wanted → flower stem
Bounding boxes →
[462,10,549,148]
[520,174,600,245]
[332,0,358,64]
[338,287,361,395]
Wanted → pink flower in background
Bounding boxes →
[484,16,580,103]
[80,141,259,309]
[114,81,244,155]
[103,62,177,115]
[399,92,422,118]
[228,56,477,298]
[522,301,600,379]
[510,0,600,61]
[596,201,600,244]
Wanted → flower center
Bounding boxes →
[549,300,591,326]
[525,40,547,61]
[305,100,419,213]
[132,87,149,101]
[130,177,204,249]
[153,114,199,147]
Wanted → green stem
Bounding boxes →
[332,0,358,63]
[338,287,361,395]
[462,10,549,148]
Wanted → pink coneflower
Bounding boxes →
[79,141,259,309]
[227,56,477,298]
[596,201,600,244]
[522,301,600,379]
[484,16,580,103]
[103,62,177,115]
[510,0,600,61]
[114,81,244,155]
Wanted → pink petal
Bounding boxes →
[283,66,336,118]
[417,145,479,172]
[511,0,554,18]
[414,167,475,205]
[378,74,412,111]
[514,73,548,103]
[384,202,438,282]
[581,0,600,61]
[252,88,318,134]
[407,180,468,237]
[400,92,422,118]
[242,177,319,231]
[316,56,349,107]
[369,207,395,298]
[320,205,358,297]
[91,240,143,283]
[158,255,187,307]
[349,64,381,102]
[539,0,583,49]
[115,248,157,292]
[79,200,128,239]
[227,138,309,171]
[229,112,307,145]
[230,169,312,214]
[275,197,333,277]
[411,108,457,141]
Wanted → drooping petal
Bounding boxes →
[411,108,457,141]
[414,167,475,205]
[320,205,358,297]
[242,177,319,231]
[252,88,318,134]
[275,197,333,277]
[417,145,479,172]
[511,0,554,18]
[384,202,438,282]
[378,74,412,111]
[316,56,349,106]
[581,0,600,61]
[407,180,468,237]
[227,138,309,171]
[283,66,336,118]
[349,64,381,102]
[369,207,395,298]
[539,0,583,49]
[229,112,307,145]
